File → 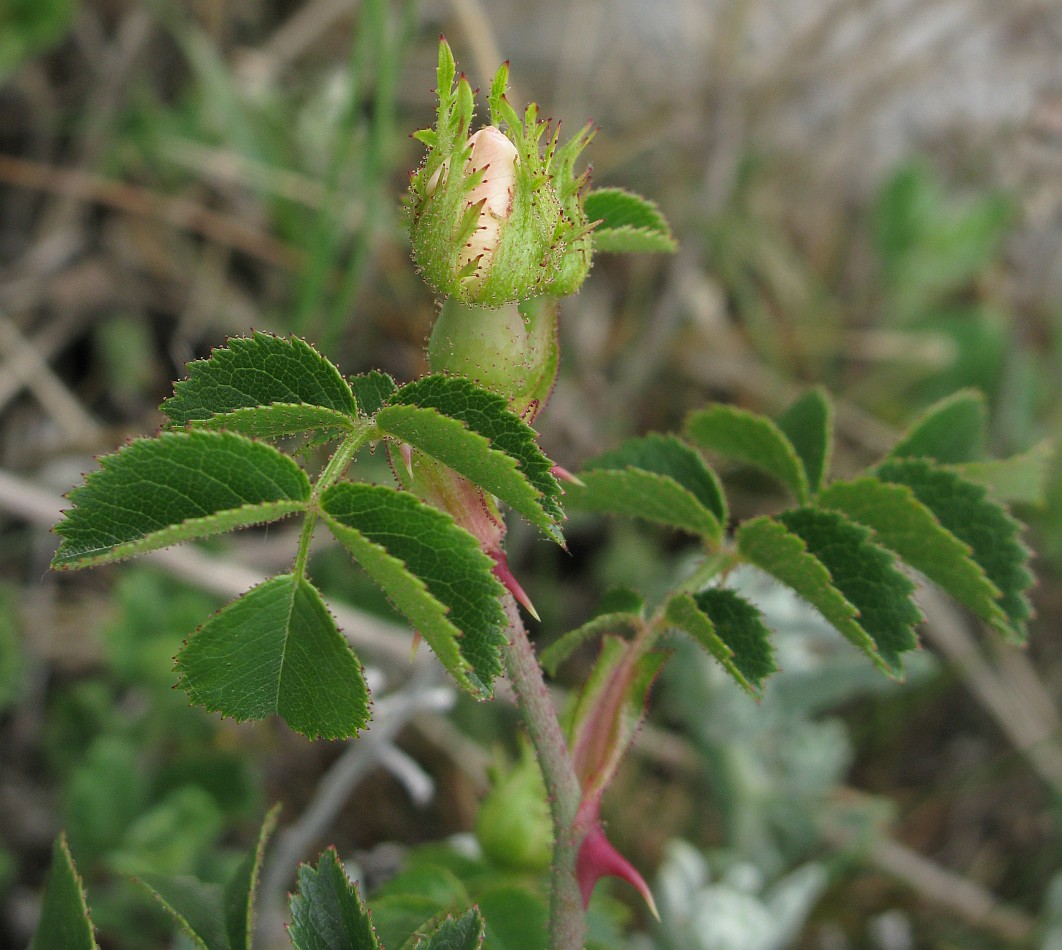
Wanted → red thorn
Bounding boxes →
[490,549,540,621]
[550,464,585,488]
[410,630,423,662]
[400,442,414,478]
[576,824,659,919]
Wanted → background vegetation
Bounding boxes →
[2,0,1062,947]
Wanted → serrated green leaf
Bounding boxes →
[223,804,280,950]
[163,333,356,426]
[565,433,725,541]
[417,908,486,950]
[351,371,398,417]
[876,458,1033,639]
[136,874,226,950]
[685,404,809,503]
[52,431,310,569]
[584,188,677,254]
[948,440,1053,506]
[289,848,380,950]
[586,434,727,523]
[371,894,449,950]
[476,888,548,950]
[736,516,881,670]
[888,389,987,463]
[190,404,358,441]
[540,611,642,677]
[321,483,506,697]
[665,589,777,697]
[30,835,99,950]
[563,468,722,541]
[175,574,370,740]
[778,508,922,672]
[377,404,557,540]
[818,476,1008,632]
[387,376,564,541]
[540,588,645,674]
[777,387,833,494]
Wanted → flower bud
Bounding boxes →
[475,743,553,872]
[408,40,595,308]
[452,127,518,291]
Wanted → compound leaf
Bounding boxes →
[585,188,677,254]
[384,376,563,542]
[29,835,99,950]
[175,574,370,740]
[819,476,1007,633]
[777,387,833,494]
[52,431,310,569]
[665,589,777,697]
[163,332,356,425]
[321,483,506,698]
[888,389,986,463]
[876,458,1033,640]
[685,404,809,503]
[289,848,379,950]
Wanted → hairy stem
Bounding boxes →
[294,423,375,581]
[500,593,586,950]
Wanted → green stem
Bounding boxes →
[500,594,586,950]
[294,423,375,581]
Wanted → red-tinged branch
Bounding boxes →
[500,592,586,950]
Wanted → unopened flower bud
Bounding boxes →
[408,39,595,308]
[454,127,518,289]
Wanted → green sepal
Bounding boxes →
[52,431,310,569]
[685,404,809,503]
[665,589,777,697]
[321,483,507,697]
[175,574,370,740]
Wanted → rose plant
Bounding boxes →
[33,39,1041,950]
